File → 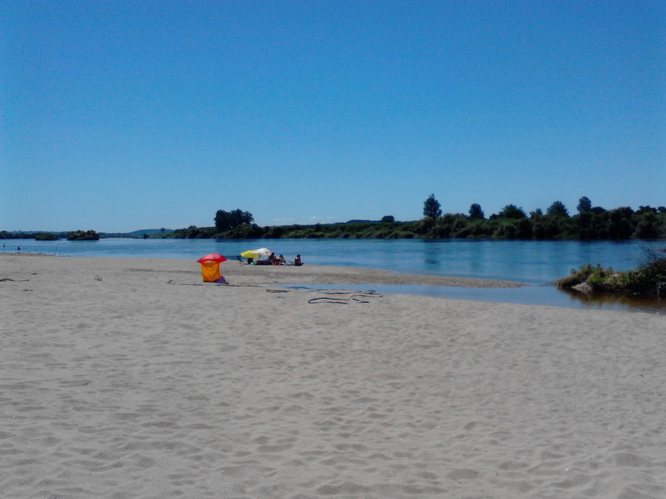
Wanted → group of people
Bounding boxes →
[247,253,303,266]
[267,253,286,265]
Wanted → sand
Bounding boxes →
[1,254,665,498]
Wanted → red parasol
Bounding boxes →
[196,253,227,264]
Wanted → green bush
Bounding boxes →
[557,258,666,296]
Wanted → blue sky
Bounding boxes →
[2,0,664,232]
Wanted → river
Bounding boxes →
[3,238,664,312]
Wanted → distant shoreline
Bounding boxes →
[3,201,666,242]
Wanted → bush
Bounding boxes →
[557,258,666,296]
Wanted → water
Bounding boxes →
[3,238,664,312]
[1,238,657,284]
[298,283,665,314]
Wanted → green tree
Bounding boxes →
[214,209,254,232]
[636,205,657,215]
[634,212,661,239]
[577,196,592,214]
[468,203,484,219]
[547,200,569,217]
[497,204,526,219]
[423,194,442,219]
[608,207,634,239]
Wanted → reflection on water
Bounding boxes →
[558,288,666,313]
[423,255,443,270]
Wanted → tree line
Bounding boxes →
[418,194,665,240]
[3,198,664,241]
[0,229,100,241]
[167,196,665,240]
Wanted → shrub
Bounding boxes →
[557,258,666,296]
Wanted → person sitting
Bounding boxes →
[294,254,303,266]
[278,254,286,265]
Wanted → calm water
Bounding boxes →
[3,238,665,312]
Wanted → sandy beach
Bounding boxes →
[1,254,665,498]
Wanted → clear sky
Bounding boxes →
[2,0,665,232]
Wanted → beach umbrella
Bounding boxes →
[240,248,271,260]
[197,253,227,264]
